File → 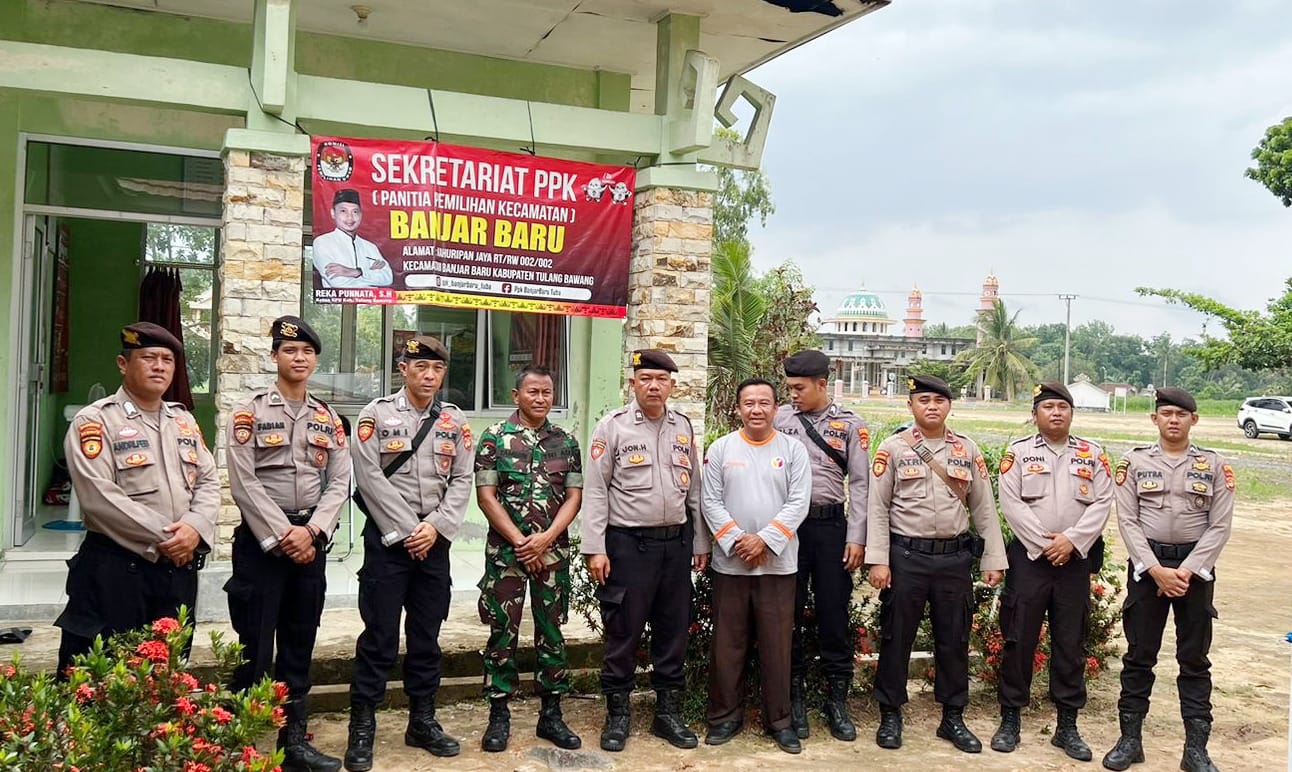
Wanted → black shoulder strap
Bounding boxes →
[797,413,847,473]
[381,402,441,478]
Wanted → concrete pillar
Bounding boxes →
[213,133,308,557]
[626,184,714,438]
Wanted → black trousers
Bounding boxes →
[997,539,1091,710]
[226,524,327,725]
[349,518,453,707]
[791,516,854,679]
[597,527,691,694]
[1117,563,1216,721]
[55,532,199,677]
[874,543,974,708]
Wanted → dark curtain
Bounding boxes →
[511,313,565,395]
[139,265,194,409]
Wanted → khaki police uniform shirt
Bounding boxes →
[226,389,353,552]
[998,434,1114,561]
[1114,443,1234,582]
[352,389,474,547]
[65,387,219,561]
[773,401,871,544]
[580,400,710,556]
[865,427,1007,572]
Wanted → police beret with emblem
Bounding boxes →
[332,188,361,207]
[402,335,449,362]
[908,374,952,400]
[120,322,182,356]
[631,349,677,373]
[271,315,322,354]
[1033,381,1073,407]
[1154,386,1196,413]
[783,350,831,378]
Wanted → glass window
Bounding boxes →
[26,142,223,217]
[301,247,386,405]
[390,305,480,410]
[488,312,568,409]
[143,224,217,393]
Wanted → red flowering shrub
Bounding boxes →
[0,608,285,771]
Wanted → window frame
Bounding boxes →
[141,223,220,395]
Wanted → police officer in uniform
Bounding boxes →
[56,322,219,675]
[343,336,473,771]
[582,349,711,752]
[774,350,869,741]
[475,365,583,753]
[225,317,351,772]
[1102,387,1233,772]
[991,382,1113,760]
[866,375,1006,753]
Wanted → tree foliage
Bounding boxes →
[1245,116,1292,207]
[750,263,820,379]
[956,299,1038,401]
[707,240,767,429]
[711,128,775,245]
[1137,281,1292,374]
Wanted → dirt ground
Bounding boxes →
[301,433,1292,770]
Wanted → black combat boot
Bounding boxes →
[1052,707,1093,761]
[279,719,342,772]
[343,703,376,772]
[823,676,857,741]
[789,676,809,739]
[650,688,698,749]
[480,697,510,753]
[1101,711,1146,771]
[1180,718,1219,772]
[876,704,903,749]
[536,693,582,750]
[991,706,1021,753]
[936,704,983,753]
[600,691,631,752]
[404,697,460,757]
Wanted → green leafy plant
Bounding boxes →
[0,607,285,771]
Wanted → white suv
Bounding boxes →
[1237,396,1292,439]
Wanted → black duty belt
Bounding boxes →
[806,502,845,520]
[84,530,206,571]
[893,532,973,555]
[609,524,683,540]
[285,509,314,526]
[1149,540,1197,561]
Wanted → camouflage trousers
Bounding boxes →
[477,559,571,699]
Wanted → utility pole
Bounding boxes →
[1059,294,1077,385]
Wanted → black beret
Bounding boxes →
[783,350,831,378]
[1033,381,1073,407]
[1154,386,1197,413]
[907,374,952,400]
[631,349,677,373]
[401,335,448,362]
[271,315,322,354]
[121,322,183,356]
[332,189,361,207]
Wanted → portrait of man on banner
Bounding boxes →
[312,189,395,289]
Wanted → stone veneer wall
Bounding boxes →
[212,150,306,557]
[626,186,713,438]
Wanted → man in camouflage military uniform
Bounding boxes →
[1102,387,1233,772]
[344,336,473,772]
[867,375,1007,754]
[225,316,350,772]
[992,382,1113,761]
[57,323,219,675]
[475,365,582,753]
[774,350,869,741]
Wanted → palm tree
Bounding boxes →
[707,239,767,431]
[957,299,1038,401]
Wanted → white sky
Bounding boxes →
[746,0,1292,340]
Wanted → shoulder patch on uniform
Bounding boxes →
[357,416,375,442]
[334,416,347,448]
[461,424,474,451]
[78,421,104,459]
[975,454,989,480]
[856,425,870,451]
[1114,458,1130,486]
[1222,464,1235,491]
[872,449,890,478]
[590,437,607,460]
[1097,450,1111,477]
[233,410,254,445]
[999,451,1015,475]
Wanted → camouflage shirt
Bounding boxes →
[475,411,583,566]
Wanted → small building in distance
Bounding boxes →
[1068,374,1112,411]
[818,283,978,396]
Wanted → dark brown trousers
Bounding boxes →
[706,572,796,731]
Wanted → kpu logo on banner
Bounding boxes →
[317,141,354,182]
